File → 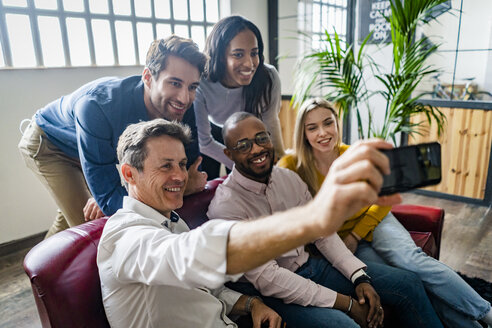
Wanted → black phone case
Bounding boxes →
[379,142,442,196]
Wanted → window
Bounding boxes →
[276,0,352,95]
[417,0,492,102]
[300,0,349,50]
[0,0,222,68]
[311,0,348,48]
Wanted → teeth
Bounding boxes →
[164,187,181,192]
[170,102,185,110]
[252,155,266,164]
[240,71,253,76]
[319,139,331,144]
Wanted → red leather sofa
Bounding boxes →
[23,178,445,328]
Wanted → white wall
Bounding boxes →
[0,66,142,244]
[277,0,299,95]
[0,0,269,245]
[230,0,269,64]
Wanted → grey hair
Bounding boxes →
[117,119,191,172]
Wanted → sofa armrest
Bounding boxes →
[391,204,445,259]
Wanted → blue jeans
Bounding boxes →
[372,213,491,328]
[229,256,442,328]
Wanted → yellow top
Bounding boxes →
[277,144,391,241]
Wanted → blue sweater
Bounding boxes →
[35,75,199,215]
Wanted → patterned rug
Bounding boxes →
[459,273,492,303]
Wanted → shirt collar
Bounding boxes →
[229,165,271,195]
[122,196,182,226]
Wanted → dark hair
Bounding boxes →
[146,35,208,78]
[117,119,191,172]
[222,112,257,147]
[204,15,273,117]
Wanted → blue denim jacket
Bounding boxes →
[35,75,199,215]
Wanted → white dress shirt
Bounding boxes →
[97,196,242,328]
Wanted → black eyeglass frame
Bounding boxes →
[231,131,272,154]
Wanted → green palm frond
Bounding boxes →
[293,0,447,143]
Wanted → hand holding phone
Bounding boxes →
[379,142,441,196]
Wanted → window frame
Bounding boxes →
[0,0,220,68]
[310,0,351,44]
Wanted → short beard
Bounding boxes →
[236,149,275,183]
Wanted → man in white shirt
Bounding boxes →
[97,118,402,327]
[97,119,281,328]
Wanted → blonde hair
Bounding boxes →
[292,98,340,196]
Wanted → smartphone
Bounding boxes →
[379,142,441,196]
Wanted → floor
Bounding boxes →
[0,192,491,327]
[403,193,492,281]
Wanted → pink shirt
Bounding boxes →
[207,166,366,307]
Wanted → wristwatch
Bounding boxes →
[351,269,372,286]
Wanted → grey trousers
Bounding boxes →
[18,120,91,238]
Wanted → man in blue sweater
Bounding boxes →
[18,35,208,237]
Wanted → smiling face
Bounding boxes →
[143,55,200,121]
[221,29,260,88]
[224,117,274,183]
[129,135,188,217]
[304,107,339,156]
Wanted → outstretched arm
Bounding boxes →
[226,139,402,275]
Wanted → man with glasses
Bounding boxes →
[18,35,208,237]
[207,112,443,328]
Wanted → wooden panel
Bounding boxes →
[409,107,492,200]
[279,99,298,150]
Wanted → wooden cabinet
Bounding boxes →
[409,106,492,201]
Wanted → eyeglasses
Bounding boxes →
[231,132,272,154]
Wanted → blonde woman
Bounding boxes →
[277,97,492,328]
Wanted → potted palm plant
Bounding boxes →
[292,0,448,145]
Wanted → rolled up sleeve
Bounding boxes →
[314,234,366,280]
[103,219,241,290]
[244,259,338,308]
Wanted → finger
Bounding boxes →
[252,316,260,328]
[189,156,202,171]
[370,306,384,328]
[84,204,94,221]
[274,316,282,328]
[94,209,104,220]
[368,311,380,328]
[334,160,385,191]
[89,204,98,220]
[334,140,392,175]
[376,193,402,206]
[366,292,381,324]
[83,202,90,220]
[367,302,377,324]
[355,287,366,304]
